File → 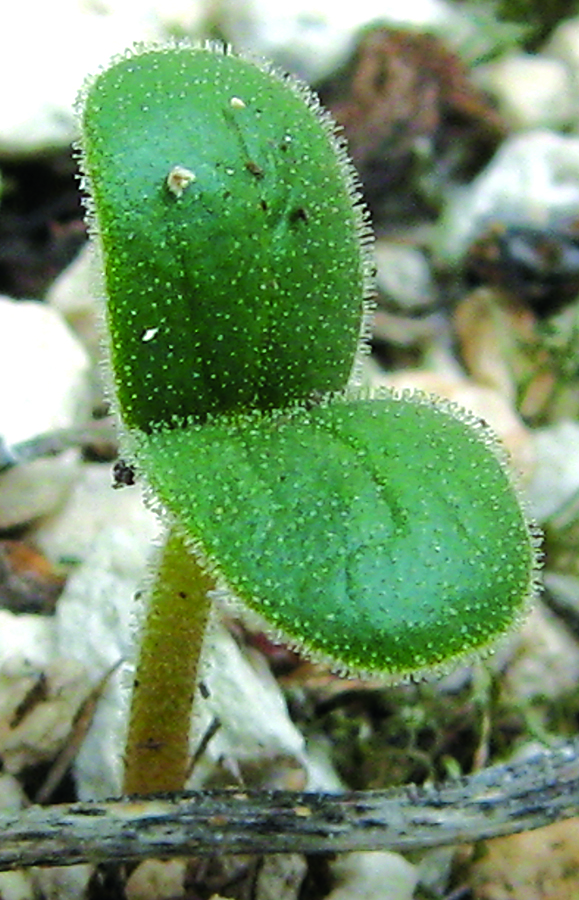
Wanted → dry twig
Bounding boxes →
[0,740,578,870]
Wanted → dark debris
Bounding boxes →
[317,26,506,222]
[0,149,87,299]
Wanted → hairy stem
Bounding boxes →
[123,526,214,795]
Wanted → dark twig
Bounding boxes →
[0,740,578,870]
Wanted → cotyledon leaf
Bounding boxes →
[132,394,537,677]
[79,43,372,432]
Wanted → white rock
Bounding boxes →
[188,621,307,788]
[33,463,158,566]
[416,846,456,897]
[0,452,83,530]
[374,241,437,312]
[0,610,56,668]
[326,851,418,900]
[125,859,187,900]
[543,571,579,620]
[372,240,446,348]
[526,419,579,521]
[0,657,91,774]
[433,131,579,267]
[0,0,205,154]
[55,524,159,798]
[0,773,27,811]
[46,243,103,362]
[547,15,579,67]
[502,602,579,702]
[545,16,579,119]
[473,53,574,131]
[218,0,457,82]
[0,871,36,900]
[304,735,348,791]
[55,520,306,799]
[0,299,90,446]
[34,866,94,900]
[0,298,91,528]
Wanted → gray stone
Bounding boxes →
[0,0,206,155]
[473,53,574,131]
[0,298,91,528]
[216,0,458,83]
[55,522,307,799]
[545,16,579,127]
[433,131,579,267]
[374,241,437,313]
[527,419,579,522]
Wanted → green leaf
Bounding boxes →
[79,44,371,432]
[132,394,536,677]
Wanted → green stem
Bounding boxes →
[123,526,214,795]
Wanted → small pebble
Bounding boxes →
[0,298,91,528]
[433,131,579,267]
[473,54,574,131]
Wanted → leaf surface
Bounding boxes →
[80,45,370,431]
[134,395,535,676]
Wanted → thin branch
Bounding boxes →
[1,740,579,870]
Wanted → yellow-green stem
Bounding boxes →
[123,526,214,795]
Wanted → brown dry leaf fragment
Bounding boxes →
[0,540,65,614]
[317,27,505,217]
[470,818,579,900]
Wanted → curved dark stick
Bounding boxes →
[1,740,578,870]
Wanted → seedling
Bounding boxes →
[78,42,537,797]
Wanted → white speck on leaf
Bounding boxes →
[142,327,159,343]
[166,165,196,198]
[230,97,246,109]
